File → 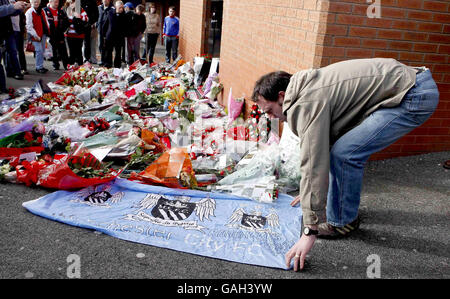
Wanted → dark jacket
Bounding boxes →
[97,3,113,37]
[0,1,21,40]
[132,13,146,36]
[106,11,126,43]
[43,6,69,42]
[123,10,134,37]
[19,11,26,34]
[81,0,98,25]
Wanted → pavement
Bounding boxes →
[0,52,449,280]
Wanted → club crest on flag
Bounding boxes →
[227,207,279,233]
[70,184,124,208]
[124,194,216,232]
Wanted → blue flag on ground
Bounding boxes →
[23,178,302,269]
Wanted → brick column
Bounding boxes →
[179,0,207,62]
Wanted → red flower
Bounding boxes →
[24,132,33,142]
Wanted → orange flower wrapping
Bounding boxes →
[175,59,186,70]
[141,129,167,153]
[132,148,197,189]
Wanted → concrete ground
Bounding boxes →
[0,52,449,280]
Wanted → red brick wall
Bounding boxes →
[179,0,207,63]
[318,0,450,159]
[218,0,328,131]
[179,0,450,158]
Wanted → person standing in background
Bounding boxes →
[162,6,178,63]
[104,0,125,68]
[3,0,24,80]
[64,0,89,66]
[25,0,50,73]
[43,0,69,70]
[80,0,98,64]
[130,4,145,63]
[17,10,27,74]
[142,2,159,64]
[96,0,113,66]
[123,2,134,64]
[0,0,28,93]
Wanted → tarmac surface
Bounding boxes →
[0,53,449,279]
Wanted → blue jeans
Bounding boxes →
[164,35,178,63]
[4,32,21,76]
[32,35,47,70]
[326,69,439,227]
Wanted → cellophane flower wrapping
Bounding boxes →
[131,147,197,189]
[36,147,120,190]
[276,122,301,192]
[227,88,244,121]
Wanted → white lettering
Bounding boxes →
[178,283,211,296]
[367,0,381,18]
[367,254,381,278]
[66,254,81,279]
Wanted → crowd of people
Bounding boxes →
[0,0,180,93]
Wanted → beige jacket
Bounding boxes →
[145,12,161,34]
[282,58,418,225]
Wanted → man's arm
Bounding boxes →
[0,1,27,18]
[295,99,330,226]
[285,98,330,271]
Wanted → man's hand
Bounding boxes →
[290,195,301,207]
[14,1,29,11]
[285,233,316,271]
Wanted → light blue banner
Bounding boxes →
[23,178,302,269]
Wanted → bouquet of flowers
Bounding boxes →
[246,104,270,143]
[68,153,114,179]
[54,65,100,88]
[42,129,72,155]
[0,162,12,181]
[31,92,86,114]
[78,117,110,138]
[0,123,46,158]
[130,147,197,189]
[126,91,168,110]
[36,147,120,190]
[227,89,244,121]
[123,146,162,174]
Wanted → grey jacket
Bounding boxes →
[282,58,418,225]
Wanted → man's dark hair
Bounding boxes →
[169,6,176,11]
[252,71,292,102]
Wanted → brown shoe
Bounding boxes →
[443,160,450,170]
[317,217,361,239]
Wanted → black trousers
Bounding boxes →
[83,27,91,62]
[66,37,84,66]
[145,33,159,63]
[15,31,27,71]
[104,38,124,68]
[99,34,106,64]
[50,38,69,69]
[113,41,124,68]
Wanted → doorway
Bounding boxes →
[203,0,223,58]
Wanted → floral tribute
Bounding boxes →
[0,59,287,202]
